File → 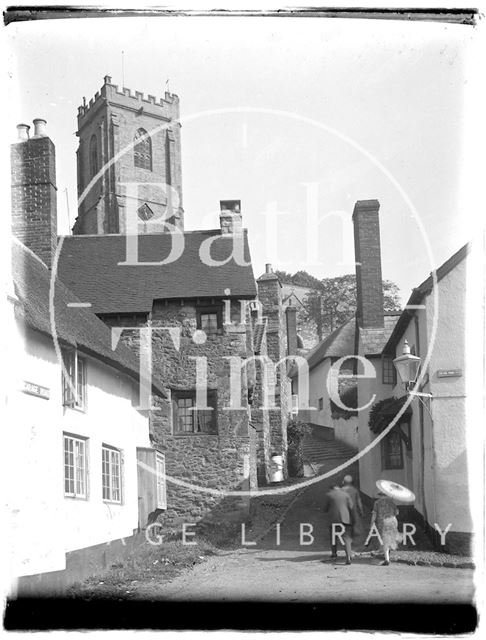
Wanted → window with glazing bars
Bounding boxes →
[134,128,152,170]
[173,390,217,434]
[381,428,404,470]
[102,445,122,503]
[62,349,87,409]
[382,356,397,385]
[64,434,87,498]
[196,305,222,334]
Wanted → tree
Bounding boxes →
[304,275,401,341]
[274,269,321,289]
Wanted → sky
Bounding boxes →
[5,14,482,303]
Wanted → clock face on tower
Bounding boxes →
[138,203,155,222]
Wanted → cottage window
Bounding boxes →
[381,429,404,470]
[89,134,98,177]
[134,128,152,170]
[173,390,217,434]
[102,445,122,503]
[196,305,222,334]
[382,356,397,385]
[62,349,87,410]
[64,433,88,498]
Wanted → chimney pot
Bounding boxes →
[219,200,242,234]
[220,200,241,214]
[265,263,273,274]
[16,124,30,141]
[104,74,112,84]
[32,118,47,138]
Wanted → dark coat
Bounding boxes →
[324,487,353,525]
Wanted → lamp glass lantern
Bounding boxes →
[393,339,421,389]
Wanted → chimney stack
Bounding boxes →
[285,305,298,356]
[219,200,242,234]
[11,119,57,269]
[352,199,384,329]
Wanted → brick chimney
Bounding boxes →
[220,200,242,234]
[11,119,57,269]
[352,199,384,329]
[285,305,298,356]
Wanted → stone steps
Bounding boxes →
[302,433,356,464]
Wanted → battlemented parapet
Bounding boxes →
[77,75,180,130]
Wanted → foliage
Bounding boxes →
[368,396,408,433]
[287,418,312,451]
[304,274,401,341]
[330,379,358,420]
[287,419,312,477]
[275,269,321,289]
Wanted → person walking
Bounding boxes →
[323,484,354,564]
[342,474,363,537]
[370,492,401,566]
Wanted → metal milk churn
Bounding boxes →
[269,453,284,483]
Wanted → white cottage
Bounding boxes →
[7,120,167,594]
[6,240,167,594]
[357,243,475,554]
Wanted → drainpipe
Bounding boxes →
[415,313,438,543]
[414,314,428,527]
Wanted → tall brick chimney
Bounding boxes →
[285,305,298,356]
[11,119,57,269]
[352,199,384,328]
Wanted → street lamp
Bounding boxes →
[393,339,432,398]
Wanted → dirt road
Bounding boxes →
[134,466,476,603]
[134,546,475,603]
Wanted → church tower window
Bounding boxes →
[89,134,98,177]
[134,128,152,170]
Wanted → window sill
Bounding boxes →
[63,404,87,414]
[173,432,218,437]
[64,494,89,501]
[103,499,123,506]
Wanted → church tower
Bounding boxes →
[73,75,183,235]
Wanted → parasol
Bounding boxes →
[376,479,415,504]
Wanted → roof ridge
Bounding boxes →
[60,229,250,240]
[12,236,48,269]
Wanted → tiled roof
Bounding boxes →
[298,318,356,374]
[57,231,257,314]
[359,314,400,356]
[290,313,400,377]
[12,240,166,397]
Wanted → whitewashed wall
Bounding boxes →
[6,317,151,583]
[357,255,471,538]
[424,258,470,533]
[333,416,359,449]
[306,359,332,427]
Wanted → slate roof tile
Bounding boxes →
[57,231,257,314]
[12,240,166,396]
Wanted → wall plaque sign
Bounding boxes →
[22,380,50,399]
[437,369,462,378]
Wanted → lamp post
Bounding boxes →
[393,338,434,530]
[393,340,432,398]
